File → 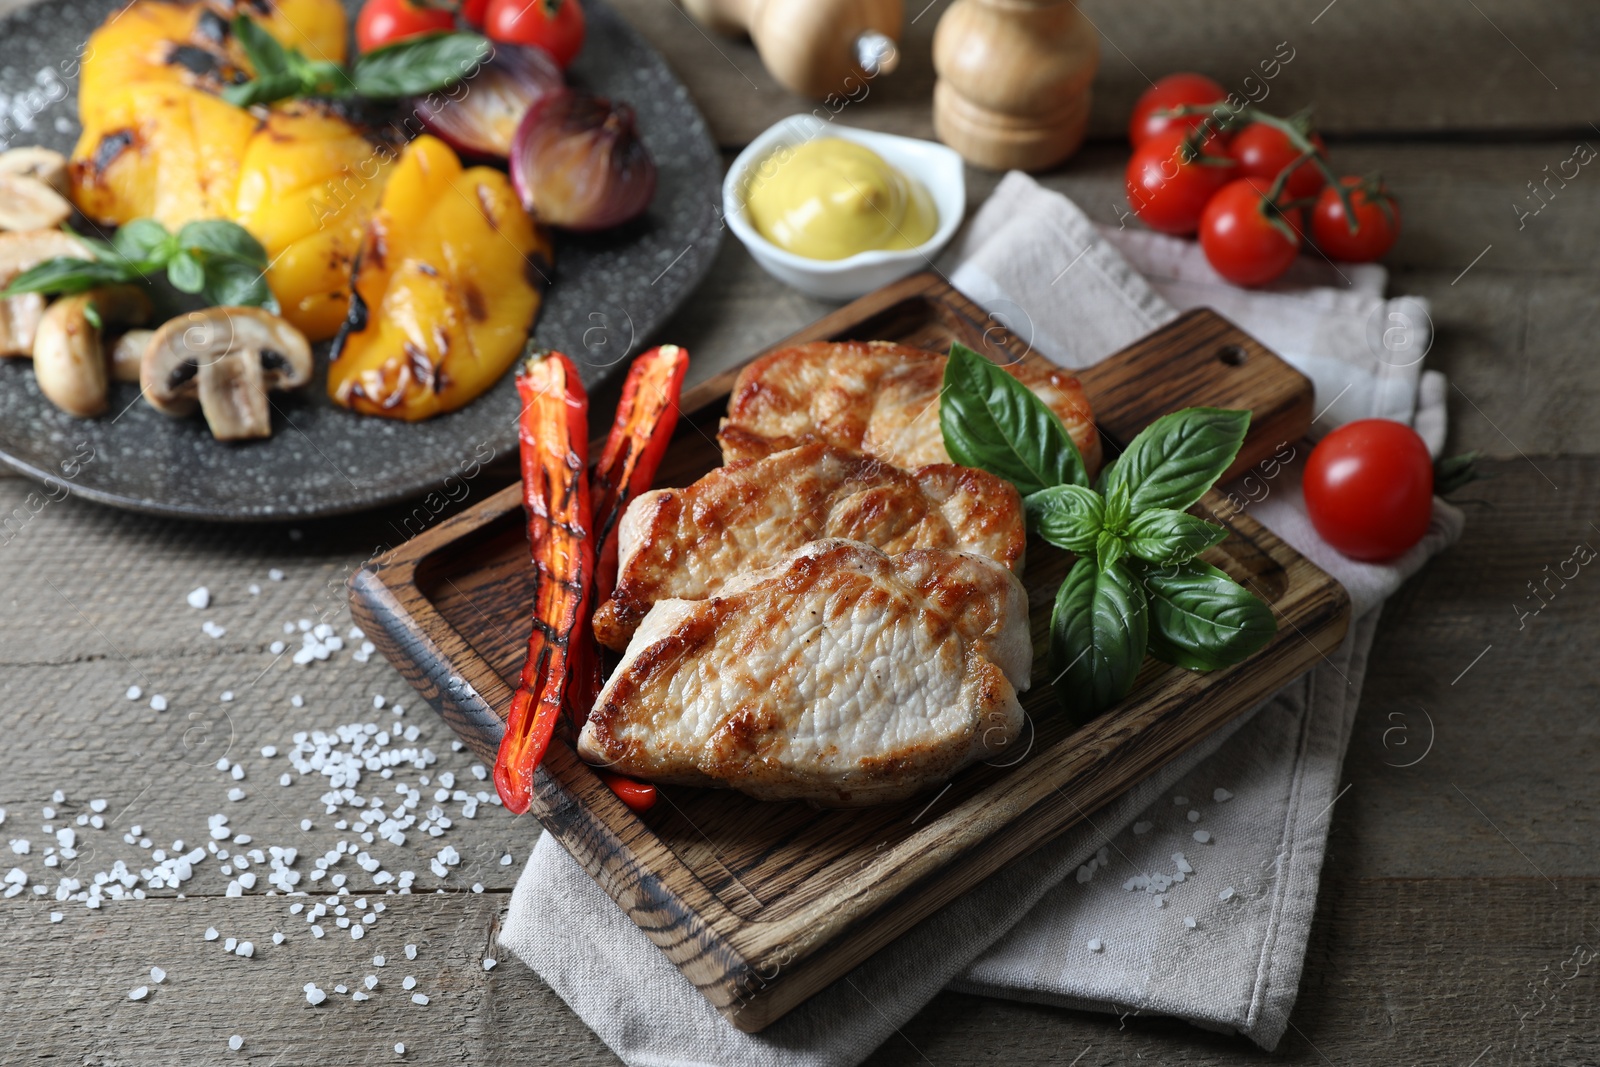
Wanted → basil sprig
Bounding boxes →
[222,17,490,107]
[3,219,277,311]
[940,342,1277,715]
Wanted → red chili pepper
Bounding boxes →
[600,772,658,813]
[566,344,690,720]
[493,349,593,816]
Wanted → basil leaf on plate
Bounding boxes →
[940,341,1088,497]
[222,70,308,108]
[1103,407,1250,516]
[232,14,290,77]
[3,257,136,297]
[1125,508,1229,566]
[1025,484,1104,553]
[166,250,206,294]
[351,32,491,99]
[202,259,278,311]
[1140,560,1276,670]
[180,220,269,268]
[1049,557,1147,715]
[111,218,172,266]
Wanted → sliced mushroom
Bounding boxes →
[0,229,93,357]
[142,308,313,441]
[0,174,73,232]
[0,147,69,196]
[110,329,155,383]
[32,286,152,417]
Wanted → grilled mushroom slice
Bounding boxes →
[0,229,93,357]
[0,174,73,232]
[32,286,152,417]
[141,307,313,441]
[0,147,69,196]
[110,329,155,383]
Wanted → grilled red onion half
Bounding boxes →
[508,88,657,231]
[413,44,563,159]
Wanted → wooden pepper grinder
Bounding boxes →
[679,0,903,100]
[932,0,1099,171]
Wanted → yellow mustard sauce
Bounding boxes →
[745,138,937,260]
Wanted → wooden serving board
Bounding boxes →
[349,273,1350,1032]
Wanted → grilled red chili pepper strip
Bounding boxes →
[600,772,658,813]
[591,344,690,607]
[564,344,690,721]
[494,349,593,816]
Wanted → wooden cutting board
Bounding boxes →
[348,272,1349,1032]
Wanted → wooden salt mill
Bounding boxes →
[678,0,903,100]
[932,0,1099,171]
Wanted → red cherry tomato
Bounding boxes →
[356,0,455,53]
[1128,73,1229,148]
[458,0,491,27]
[1125,126,1236,236]
[1303,419,1434,562]
[1312,177,1401,262]
[1230,124,1326,200]
[1199,177,1302,286]
[600,773,658,813]
[484,0,586,68]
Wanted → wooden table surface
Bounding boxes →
[2,1,1597,1064]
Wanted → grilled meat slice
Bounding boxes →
[718,340,1102,476]
[591,442,1026,651]
[577,540,1031,806]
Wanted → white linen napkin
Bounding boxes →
[499,172,1463,1061]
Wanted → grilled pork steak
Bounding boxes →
[590,442,1026,651]
[577,540,1032,806]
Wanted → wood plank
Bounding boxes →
[605,0,1598,145]
[349,275,1347,1031]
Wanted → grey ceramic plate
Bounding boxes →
[0,0,721,520]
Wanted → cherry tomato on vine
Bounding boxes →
[1125,126,1236,236]
[1230,123,1327,200]
[356,0,455,53]
[1303,419,1433,562]
[1312,177,1401,262]
[1199,177,1301,286]
[484,0,586,68]
[458,0,492,27]
[1128,73,1229,148]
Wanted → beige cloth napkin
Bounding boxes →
[499,172,1463,1062]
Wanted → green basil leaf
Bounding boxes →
[112,218,172,265]
[1103,407,1250,516]
[351,32,491,99]
[82,301,102,330]
[1024,484,1103,553]
[166,251,206,294]
[1102,481,1132,533]
[1140,560,1276,670]
[1095,529,1127,571]
[64,225,121,263]
[2,257,138,297]
[233,14,290,77]
[1125,508,1229,566]
[221,71,307,108]
[201,259,278,311]
[1049,557,1147,715]
[179,220,269,268]
[940,341,1088,496]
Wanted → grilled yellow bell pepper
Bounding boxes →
[234,104,398,340]
[327,136,553,420]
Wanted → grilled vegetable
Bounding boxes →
[495,349,593,816]
[567,344,690,720]
[327,135,552,419]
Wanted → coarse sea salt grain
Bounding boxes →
[1086,939,1103,953]
[1193,830,1212,844]
[149,695,169,712]
[129,986,149,1001]
[229,1035,243,1051]
[482,958,497,971]
[125,686,142,701]
[304,984,326,1005]
[150,966,166,983]
[1184,916,1197,930]
[405,944,417,960]
[204,927,219,941]
[402,976,416,990]
[1219,887,1236,901]
[1132,821,1152,835]
[394,1043,405,1055]
[1173,796,1188,806]
[187,587,210,609]
[1213,788,1234,803]
[411,993,429,1006]
[1187,810,1200,823]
